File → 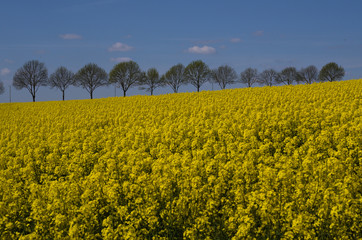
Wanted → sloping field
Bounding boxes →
[0,80,361,239]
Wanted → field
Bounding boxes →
[0,80,361,239]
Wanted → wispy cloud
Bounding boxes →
[70,0,116,8]
[230,38,241,43]
[4,59,14,64]
[110,57,132,63]
[345,64,362,69]
[1,68,10,76]
[253,30,264,37]
[187,45,216,54]
[35,50,46,55]
[108,42,133,52]
[192,39,221,45]
[60,33,82,40]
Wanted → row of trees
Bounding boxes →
[1,60,345,101]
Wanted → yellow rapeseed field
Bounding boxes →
[0,80,361,239]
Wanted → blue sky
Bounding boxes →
[1,0,361,102]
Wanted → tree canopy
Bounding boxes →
[319,62,345,82]
[6,59,349,102]
[184,60,210,92]
[74,63,108,99]
[138,68,163,95]
[12,60,48,102]
[258,69,277,86]
[240,68,258,88]
[49,66,75,100]
[276,67,297,85]
[296,65,319,84]
[210,65,237,89]
[109,61,143,97]
[162,64,187,93]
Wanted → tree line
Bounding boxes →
[0,60,345,102]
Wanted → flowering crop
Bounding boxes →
[0,80,361,239]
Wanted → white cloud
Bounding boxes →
[60,33,82,40]
[108,42,133,52]
[1,68,10,76]
[230,38,241,43]
[187,45,216,54]
[110,57,132,63]
[253,30,264,37]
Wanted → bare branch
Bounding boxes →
[319,62,345,82]
[240,68,258,87]
[276,67,297,85]
[74,63,108,99]
[138,68,162,95]
[296,65,318,84]
[162,64,187,93]
[184,60,210,92]
[13,60,48,102]
[49,66,75,100]
[109,61,143,97]
[258,69,277,87]
[210,65,237,89]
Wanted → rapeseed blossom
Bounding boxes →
[0,80,361,239]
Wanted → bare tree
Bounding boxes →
[210,65,237,89]
[0,81,4,95]
[162,64,187,93]
[109,61,143,97]
[296,65,319,84]
[74,63,108,99]
[138,68,163,95]
[276,67,297,85]
[49,66,75,101]
[13,60,48,102]
[258,69,277,86]
[319,62,345,82]
[184,60,210,92]
[240,68,258,87]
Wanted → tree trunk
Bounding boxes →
[90,91,93,99]
[123,90,126,97]
[32,86,36,102]
[197,85,200,92]
[62,91,65,101]
[150,88,153,96]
